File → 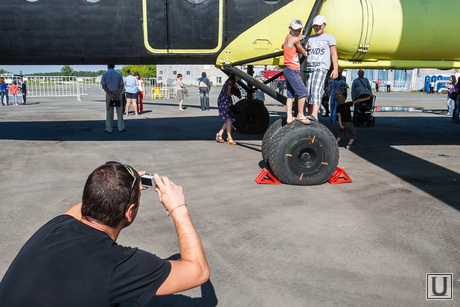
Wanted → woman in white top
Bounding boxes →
[176,74,185,111]
[134,72,145,115]
[124,70,139,116]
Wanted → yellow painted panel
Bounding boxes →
[216,0,314,66]
[217,0,460,68]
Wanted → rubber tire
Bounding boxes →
[261,117,287,163]
[268,120,339,185]
[233,99,269,134]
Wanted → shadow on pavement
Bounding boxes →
[321,115,460,209]
[0,116,266,142]
[1,113,458,210]
[140,280,217,307]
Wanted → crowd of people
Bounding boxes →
[100,65,148,133]
[104,14,459,140]
[0,77,27,106]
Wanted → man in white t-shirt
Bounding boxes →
[304,15,339,120]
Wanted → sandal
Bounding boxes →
[227,138,237,145]
[295,117,311,125]
[216,134,224,143]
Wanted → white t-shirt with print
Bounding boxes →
[306,33,336,70]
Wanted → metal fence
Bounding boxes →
[24,76,102,101]
[29,76,178,100]
[2,75,182,101]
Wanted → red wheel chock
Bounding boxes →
[255,168,281,185]
[328,167,352,184]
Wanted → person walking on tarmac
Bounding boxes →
[216,74,241,145]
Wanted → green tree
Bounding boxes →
[61,65,74,76]
[119,65,156,78]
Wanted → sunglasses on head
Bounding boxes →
[106,161,137,188]
[106,161,139,213]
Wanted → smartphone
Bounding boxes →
[141,173,156,188]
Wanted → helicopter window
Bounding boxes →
[86,0,100,3]
[187,0,205,3]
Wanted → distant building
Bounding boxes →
[344,68,459,92]
[155,64,279,88]
[156,64,228,87]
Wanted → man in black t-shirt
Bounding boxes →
[0,162,210,306]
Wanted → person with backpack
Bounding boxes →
[197,72,211,111]
[351,70,372,101]
[351,70,372,120]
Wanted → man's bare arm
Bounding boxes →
[153,175,210,295]
[330,45,339,79]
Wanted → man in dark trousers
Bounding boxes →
[0,162,210,306]
[18,78,27,104]
[197,72,211,111]
[101,64,125,133]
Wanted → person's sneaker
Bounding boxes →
[446,113,452,116]
[346,145,352,150]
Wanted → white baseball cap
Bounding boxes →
[289,18,303,30]
[312,15,326,26]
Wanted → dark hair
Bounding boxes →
[450,75,456,85]
[202,72,207,77]
[81,163,140,227]
[134,72,141,79]
[177,73,182,78]
[126,69,131,75]
[228,74,238,82]
[108,64,115,69]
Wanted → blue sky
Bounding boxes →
[1,65,112,75]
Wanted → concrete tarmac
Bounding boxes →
[0,90,459,306]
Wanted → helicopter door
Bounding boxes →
[142,0,223,54]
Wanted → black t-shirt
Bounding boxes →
[0,215,171,307]
[337,102,353,122]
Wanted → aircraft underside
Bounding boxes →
[1,0,459,69]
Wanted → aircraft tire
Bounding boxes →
[268,120,339,185]
[261,117,287,163]
[233,99,269,134]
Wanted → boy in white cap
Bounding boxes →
[304,15,339,120]
[282,18,311,124]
